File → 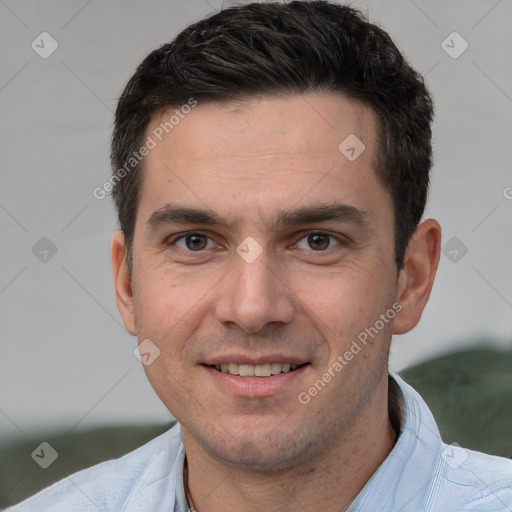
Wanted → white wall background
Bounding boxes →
[1,0,511,444]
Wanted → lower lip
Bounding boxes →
[201,364,309,398]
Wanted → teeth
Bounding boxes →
[238,364,254,377]
[214,363,301,377]
[270,363,282,374]
[254,363,271,377]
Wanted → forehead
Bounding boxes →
[137,93,390,229]
[150,93,376,164]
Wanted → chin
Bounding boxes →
[212,445,300,473]
[200,426,322,473]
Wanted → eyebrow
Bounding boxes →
[147,204,230,230]
[270,203,369,230]
[146,202,370,232]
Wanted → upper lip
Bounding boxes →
[202,354,309,366]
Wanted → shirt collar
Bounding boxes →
[346,373,445,511]
[174,446,190,512]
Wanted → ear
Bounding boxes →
[111,230,136,335]
[393,219,441,335]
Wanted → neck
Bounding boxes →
[183,380,398,512]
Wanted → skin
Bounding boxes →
[112,93,441,512]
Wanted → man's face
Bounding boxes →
[123,93,400,470]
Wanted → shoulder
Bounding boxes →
[4,423,182,512]
[438,443,512,510]
[392,375,512,511]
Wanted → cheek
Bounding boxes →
[296,262,396,348]
[133,272,185,348]
[132,267,217,355]
[132,273,207,407]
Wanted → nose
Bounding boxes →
[214,245,295,334]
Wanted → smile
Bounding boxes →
[213,362,304,377]
[203,362,310,398]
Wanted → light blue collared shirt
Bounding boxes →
[5,375,512,511]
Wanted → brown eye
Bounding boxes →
[294,232,342,252]
[172,233,211,251]
[307,233,331,250]
[184,234,208,251]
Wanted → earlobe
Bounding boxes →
[392,219,441,335]
[111,230,137,335]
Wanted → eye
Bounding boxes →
[295,232,340,251]
[174,233,215,251]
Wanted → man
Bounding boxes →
[7,1,511,511]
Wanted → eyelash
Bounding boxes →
[166,231,345,253]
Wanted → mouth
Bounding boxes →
[202,361,310,398]
[207,362,309,377]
